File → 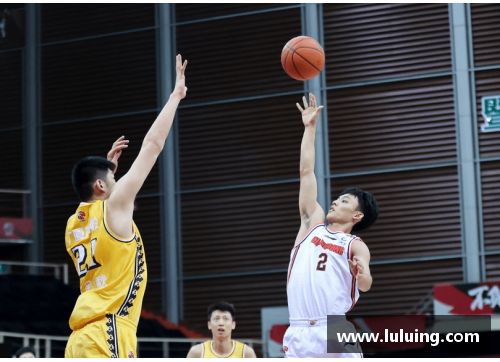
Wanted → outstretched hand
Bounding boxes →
[107,136,129,173]
[173,54,188,99]
[296,93,324,127]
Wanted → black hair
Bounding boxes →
[71,156,116,202]
[15,346,36,358]
[341,187,379,232]
[207,302,235,321]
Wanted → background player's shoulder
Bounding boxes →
[186,342,203,358]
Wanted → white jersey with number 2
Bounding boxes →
[287,223,361,319]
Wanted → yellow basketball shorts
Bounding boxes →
[65,314,137,358]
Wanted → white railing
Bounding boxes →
[0,331,267,358]
[0,261,68,284]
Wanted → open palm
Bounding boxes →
[296,93,324,127]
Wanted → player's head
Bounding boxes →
[15,346,36,358]
[72,156,117,202]
[327,187,378,233]
[207,302,236,338]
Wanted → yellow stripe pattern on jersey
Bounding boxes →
[201,340,246,358]
[65,200,147,331]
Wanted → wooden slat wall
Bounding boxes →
[175,4,283,23]
[183,273,287,340]
[485,255,500,281]
[351,258,463,315]
[178,95,303,190]
[181,183,300,277]
[330,167,461,261]
[327,77,456,173]
[470,3,500,67]
[322,3,462,316]
[475,69,500,159]
[480,161,500,251]
[323,3,451,85]
[176,8,302,105]
[176,5,302,340]
[39,5,162,311]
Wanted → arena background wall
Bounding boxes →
[1,3,499,341]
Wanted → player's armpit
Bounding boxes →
[186,344,202,358]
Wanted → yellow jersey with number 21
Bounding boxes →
[65,199,147,331]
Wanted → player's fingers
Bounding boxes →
[310,93,316,108]
[114,135,125,144]
[296,103,304,113]
[182,59,188,74]
[302,96,308,109]
[348,259,355,267]
[316,105,324,114]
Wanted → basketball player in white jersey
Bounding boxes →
[283,93,379,358]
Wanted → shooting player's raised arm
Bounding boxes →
[295,93,325,247]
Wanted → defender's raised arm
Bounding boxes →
[107,54,188,238]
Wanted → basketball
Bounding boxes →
[281,36,325,81]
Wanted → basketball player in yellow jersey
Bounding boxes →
[187,302,257,358]
[64,54,188,358]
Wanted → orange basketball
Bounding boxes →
[281,36,325,81]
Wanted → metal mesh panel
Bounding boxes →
[41,113,160,206]
[41,30,157,123]
[41,4,155,43]
[0,51,23,128]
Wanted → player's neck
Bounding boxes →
[327,222,352,235]
[88,194,108,202]
[211,337,233,355]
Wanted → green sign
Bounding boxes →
[0,264,8,274]
[481,95,500,133]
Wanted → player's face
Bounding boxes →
[208,310,235,339]
[326,194,362,225]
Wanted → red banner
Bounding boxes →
[434,281,500,315]
[0,218,32,241]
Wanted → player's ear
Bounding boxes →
[94,179,105,194]
[353,211,364,224]
[207,321,211,330]
[232,321,236,330]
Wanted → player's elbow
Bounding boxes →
[358,278,372,292]
[142,137,164,157]
[299,165,314,178]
